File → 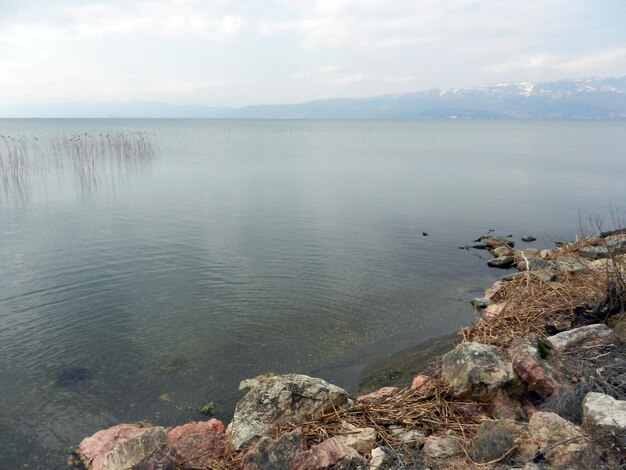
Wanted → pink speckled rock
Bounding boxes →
[290,437,366,470]
[166,419,225,467]
[356,386,398,404]
[411,375,430,390]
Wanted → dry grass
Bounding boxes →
[467,271,608,348]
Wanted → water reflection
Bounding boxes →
[0,132,155,201]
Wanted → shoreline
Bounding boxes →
[70,230,626,470]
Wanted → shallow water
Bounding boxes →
[1,119,625,468]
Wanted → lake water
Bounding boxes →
[1,119,625,468]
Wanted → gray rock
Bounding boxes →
[554,256,588,274]
[493,245,514,257]
[526,258,558,271]
[421,435,460,459]
[369,446,400,469]
[547,324,617,354]
[442,342,511,400]
[470,297,491,309]
[579,245,610,260]
[228,374,349,450]
[488,255,515,268]
[483,236,515,249]
[522,236,537,242]
[241,429,304,470]
[582,392,626,441]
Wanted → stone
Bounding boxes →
[579,245,611,260]
[547,324,617,354]
[74,423,166,470]
[241,429,304,470]
[582,392,626,441]
[488,255,515,268]
[509,336,566,400]
[525,258,558,271]
[228,374,349,450]
[554,256,588,274]
[493,245,514,257]
[410,375,430,390]
[539,249,552,259]
[529,412,589,469]
[484,280,506,299]
[471,297,491,309]
[491,389,525,420]
[482,236,515,249]
[369,446,399,469]
[290,437,366,470]
[483,302,505,319]
[421,435,460,459]
[132,450,177,470]
[472,419,538,463]
[388,425,424,444]
[530,270,557,283]
[166,419,225,467]
[334,421,376,453]
[441,342,511,400]
[239,372,276,391]
[357,386,398,404]
[522,235,537,242]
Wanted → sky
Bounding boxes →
[1,0,625,107]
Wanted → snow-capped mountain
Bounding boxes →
[2,76,625,119]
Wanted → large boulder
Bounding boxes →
[442,342,512,400]
[529,412,590,469]
[509,336,567,399]
[72,423,166,470]
[165,419,225,467]
[241,429,304,470]
[582,392,626,443]
[547,324,617,354]
[228,374,349,450]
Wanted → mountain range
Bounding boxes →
[3,76,626,119]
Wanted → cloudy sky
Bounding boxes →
[1,0,625,107]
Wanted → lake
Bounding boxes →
[1,119,625,468]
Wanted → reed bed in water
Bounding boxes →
[0,132,155,194]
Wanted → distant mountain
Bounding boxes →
[2,76,626,119]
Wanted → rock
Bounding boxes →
[579,245,610,260]
[483,302,505,319]
[388,425,424,444]
[491,389,525,420]
[488,255,515,268]
[613,315,626,341]
[132,450,176,470]
[421,435,460,459]
[471,297,491,309]
[509,336,566,399]
[228,374,349,450]
[582,392,626,441]
[241,429,304,470]
[369,446,399,469]
[554,255,588,274]
[539,249,552,259]
[484,280,506,299]
[334,421,376,453]
[529,412,590,469]
[74,423,166,470]
[547,324,617,354]
[290,437,366,470]
[472,242,488,249]
[410,375,430,390]
[472,419,538,463]
[357,386,398,404]
[525,258,558,271]
[530,270,557,283]
[522,235,537,242]
[239,372,276,391]
[441,342,511,400]
[483,236,515,249]
[493,245,514,257]
[199,402,217,415]
[166,419,225,467]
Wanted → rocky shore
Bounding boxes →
[69,231,626,470]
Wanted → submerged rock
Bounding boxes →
[442,342,511,400]
[228,374,349,450]
[487,255,515,269]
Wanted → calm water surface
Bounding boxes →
[1,119,625,468]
